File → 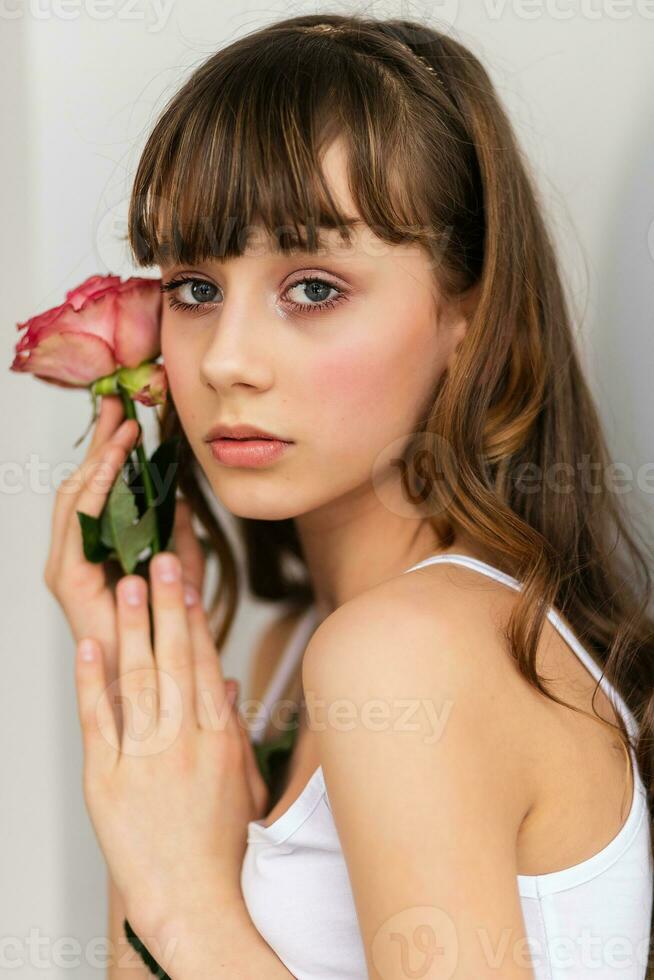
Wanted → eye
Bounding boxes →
[160,275,220,313]
[160,272,348,317]
[282,276,347,315]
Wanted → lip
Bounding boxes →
[203,422,291,442]
[208,437,292,468]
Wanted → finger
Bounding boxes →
[149,552,196,733]
[87,395,126,455]
[75,638,119,779]
[183,585,232,732]
[47,401,134,579]
[115,575,158,754]
[173,498,206,593]
[56,420,141,577]
[233,697,269,816]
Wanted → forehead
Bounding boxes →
[157,136,368,268]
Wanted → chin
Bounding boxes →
[205,478,305,522]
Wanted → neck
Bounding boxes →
[293,483,482,619]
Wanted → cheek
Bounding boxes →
[305,324,440,447]
[308,350,372,412]
[159,329,202,434]
[161,328,193,397]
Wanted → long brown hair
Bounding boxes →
[126,12,654,964]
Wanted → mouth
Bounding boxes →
[203,424,292,442]
[207,435,294,468]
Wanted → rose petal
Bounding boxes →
[10,331,117,385]
[67,291,119,349]
[113,278,162,367]
[15,302,67,337]
[15,291,119,362]
[65,273,122,310]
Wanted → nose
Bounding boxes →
[199,299,274,393]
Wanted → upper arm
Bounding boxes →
[302,587,536,980]
[107,873,154,978]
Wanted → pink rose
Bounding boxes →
[11,274,162,387]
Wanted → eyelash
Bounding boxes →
[160,273,347,317]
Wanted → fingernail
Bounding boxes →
[155,554,180,583]
[79,639,97,662]
[183,583,199,607]
[122,579,144,606]
[226,682,238,706]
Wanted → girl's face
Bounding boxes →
[159,139,468,523]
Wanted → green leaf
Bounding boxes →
[116,507,158,572]
[99,501,116,550]
[121,436,180,550]
[106,466,140,536]
[148,435,181,551]
[103,470,157,573]
[252,709,299,787]
[125,453,148,518]
[77,511,112,563]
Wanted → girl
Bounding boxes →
[47,12,654,979]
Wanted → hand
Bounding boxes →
[44,395,206,735]
[73,549,269,940]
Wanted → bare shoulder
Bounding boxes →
[303,559,527,699]
[302,561,536,815]
[301,565,539,978]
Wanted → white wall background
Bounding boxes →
[1,1,653,975]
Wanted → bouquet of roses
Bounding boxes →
[11,274,180,573]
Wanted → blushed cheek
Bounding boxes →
[307,347,383,419]
[305,326,441,452]
[305,341,409,454]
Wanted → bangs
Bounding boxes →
[127,26,437,269]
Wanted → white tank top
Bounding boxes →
[241,554,653,979]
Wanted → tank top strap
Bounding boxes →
[249,603,320,745]
[401,553,640,745]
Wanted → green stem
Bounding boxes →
[117,388,161,555]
